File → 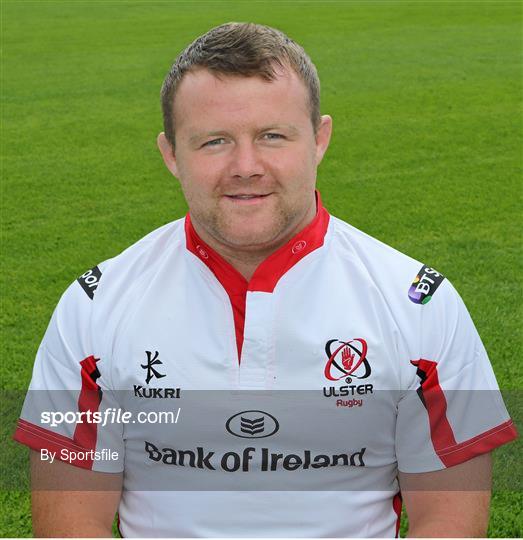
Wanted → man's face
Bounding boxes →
[158,67,331,254]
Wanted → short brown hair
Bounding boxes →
[160,22,321,149]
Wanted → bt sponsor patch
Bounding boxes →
[408,265,445,304]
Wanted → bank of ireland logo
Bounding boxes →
[226,410,280,439]
[324,338,371,382]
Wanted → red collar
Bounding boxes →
[185,191,329,363]
[185,191,330,294]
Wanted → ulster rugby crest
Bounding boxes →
[323,338,373,406]
[324,339,371,382]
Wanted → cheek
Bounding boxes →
[272,146,316,185]
[177,158,222,195]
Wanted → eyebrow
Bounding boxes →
[188,124,301,146]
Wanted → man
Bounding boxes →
[14,22,517,537]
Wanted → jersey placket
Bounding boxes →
[184,192,330,390]
[238,291,275,389]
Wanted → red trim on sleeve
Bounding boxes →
[437,419,518,467]
[13,355,103,470]
[411,359,458,453]
[73,355,102,458]
[411,359,518,467]
[13,419,94,470]
[185,190,330,364]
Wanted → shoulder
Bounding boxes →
[75,218,185,304]
[328,215,451,307]
[53,219,185,331]
[41,219,186,378]
[329,216,419,272]
[326,215,469,367]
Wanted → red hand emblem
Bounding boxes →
[341,346,355,371]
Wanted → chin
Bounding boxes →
[223,214,290,243]
[221,228,282,250]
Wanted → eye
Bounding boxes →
[202,138,226,148]
[263,133,285,140]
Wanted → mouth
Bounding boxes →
[224,193,273,204]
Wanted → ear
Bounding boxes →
[157,132,179,178]
[314,115,333,166]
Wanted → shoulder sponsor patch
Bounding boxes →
[408,265,445,304]
[77,266,102,299]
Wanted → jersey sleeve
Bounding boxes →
[396,278,517,473]
[13,265,124,473]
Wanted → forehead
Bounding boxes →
[173,67,311,133]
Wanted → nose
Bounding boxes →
[229,140,265,180]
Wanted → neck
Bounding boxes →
[191,199,318,282]
[208,244,273,282]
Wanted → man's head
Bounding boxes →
[157,22,332,261]
[160,22,321,150]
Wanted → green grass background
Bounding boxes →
[1,0,521,536]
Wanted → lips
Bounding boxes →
[223,193,273,206]
[225,193,271,200]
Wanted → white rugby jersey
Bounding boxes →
[15,193,517,537]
